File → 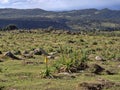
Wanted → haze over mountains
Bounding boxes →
[0,8,120,31]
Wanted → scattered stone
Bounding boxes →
[69,67,78,73]
[0,51,2,54]
[115,57,120,61]
[58,66,67,73]
[4,51,21,60]
[22,51,35,58]
[57,72,76,79]
[54,56,59,60]
[105,68,117,75]
[23,50,29,54]
[89,64,105,74]
[118,65,120,68]
[0,59,4,62]
[88,54,95,60]
[34,48,42,55]
[76,80,120,90]
[13,50,21,55]
[58,72,70,76]
[106,70,116,75]
[40,48,49,56]
[77,82,104,90]
[95,56,104,61]
[34,48,49,56]
[22,53,34,58]
[68,40,75,43]
[47,55,54,59]
[77,62,89,71]
[49,52,58,56]
[0,86,5,90]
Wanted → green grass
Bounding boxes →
[0,30,120,90]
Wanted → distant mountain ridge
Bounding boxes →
[0,8,120,30]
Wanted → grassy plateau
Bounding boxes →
[0,30,120,90]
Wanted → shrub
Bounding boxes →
[2,24,18,31]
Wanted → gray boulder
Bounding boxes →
[4,51,21,60]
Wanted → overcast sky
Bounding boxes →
[0,0,120,11]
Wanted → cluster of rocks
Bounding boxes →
[0,48,58,61]
[57,61,117,75]
[22,48,57,59]
[76,80,120,90]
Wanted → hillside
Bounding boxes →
[0,8,120,30]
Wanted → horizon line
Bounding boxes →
[0,7,120,12]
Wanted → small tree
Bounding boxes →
[3,24,18,31]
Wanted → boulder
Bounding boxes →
[4,51,21,60]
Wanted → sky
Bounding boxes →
[0,0,120,11]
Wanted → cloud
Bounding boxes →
[33,0,120,10]
[0,0,9,4]
[0,0,120,11]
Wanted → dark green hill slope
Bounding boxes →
[0,8,120,30]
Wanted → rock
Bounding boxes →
[49,52,57,56]
[58,72,70,76]
[68,40,75,43]
[13,50,21,55]
[77,82,104,90]
[23,50,29,54]
[0,51,2,54]
[118,65,120,68]
[40,48,49,56]
[115,57,120,61]
[95,56,104,61]
[34,48,42,55]
[4,51,21,60]
[54,56,59,60]
[0,59,4,62]
[69,67,78,73]
[57,72,76,79]
[58,66,67,73]
[22,51,35,58]
[47,55,54,59]
[106,70,116,75]
[23,54,34,58]
[76,80,120,90]
[90,64,105,74]
[34,48,49,56]
[77,62,89,71]
[105,68,117,75]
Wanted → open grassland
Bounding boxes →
[0,30,120,90]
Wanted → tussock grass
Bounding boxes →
[0,30,120,90]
